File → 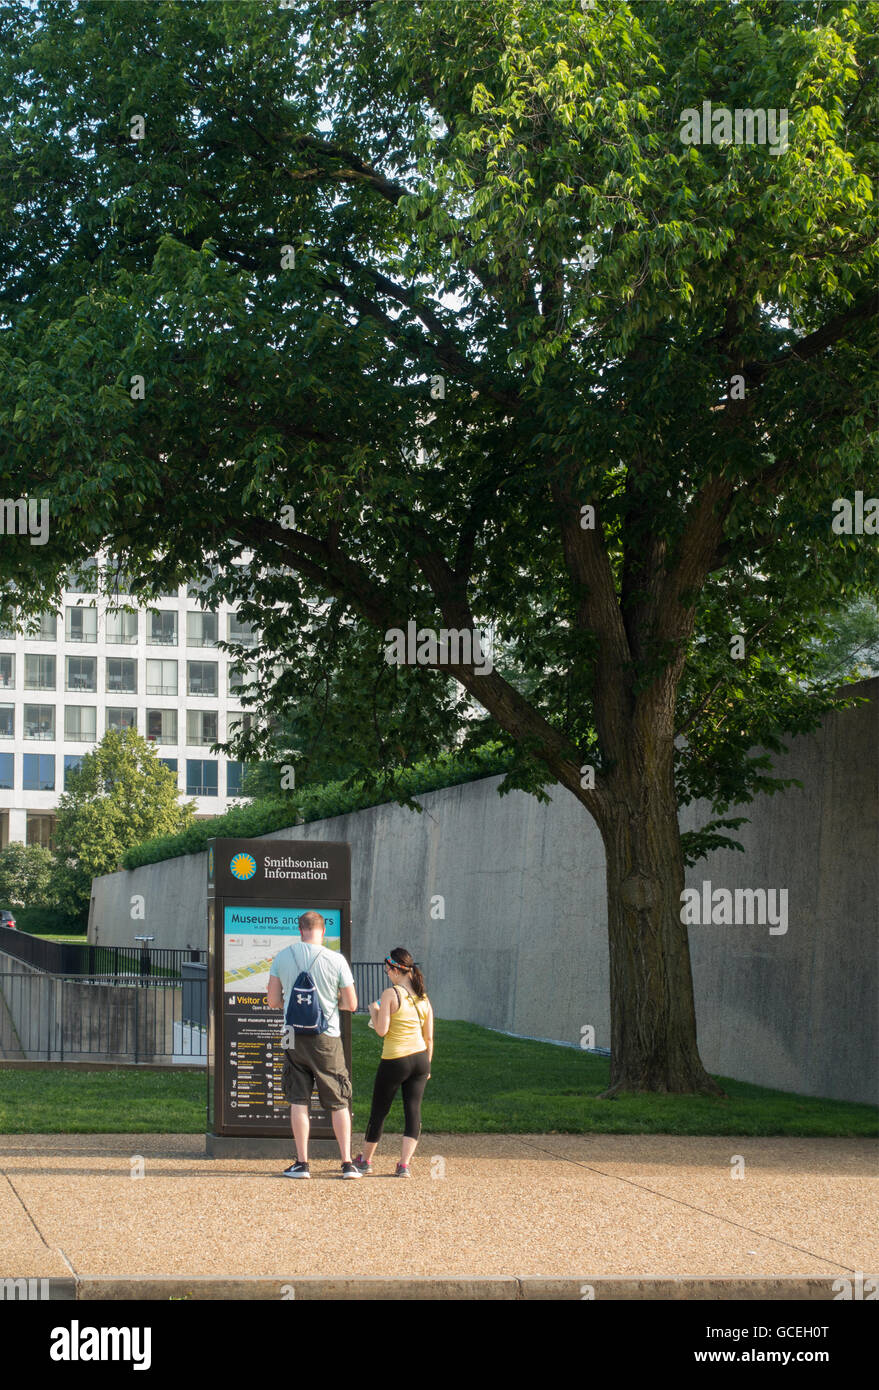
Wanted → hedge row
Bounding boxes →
[0,905,86,934]
[122,744,516,870]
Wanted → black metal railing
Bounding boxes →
[0,939,384,1062]
[0,926,202,980]
[353,961,385,1010]
[0,970,207,1062]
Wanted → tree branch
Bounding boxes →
[741,293,877,386]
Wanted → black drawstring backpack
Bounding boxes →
[284,942,330,1035]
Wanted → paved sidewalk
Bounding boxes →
[1,1133,876,1298]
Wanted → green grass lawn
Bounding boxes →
[0,1066,202,1133]
[0,1017,875,1135]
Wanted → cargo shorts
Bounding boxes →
[281,1033,352,1111]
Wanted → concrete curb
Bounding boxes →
[11,1275,854,1301]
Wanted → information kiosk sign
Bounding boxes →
[207,838,352,1141]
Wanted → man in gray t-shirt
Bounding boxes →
[271,936,354,1038]
[266,911,359,1178]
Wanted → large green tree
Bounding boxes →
[50,729,195,918]
[0,0,875,1092]
[0,842,56,909]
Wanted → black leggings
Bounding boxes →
[365,1051,430,1142]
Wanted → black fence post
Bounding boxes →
[134,935,154,982]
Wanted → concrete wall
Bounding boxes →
[88,679,878,1103]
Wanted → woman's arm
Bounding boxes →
[422,999,434,1064]
[372,986,398,1038]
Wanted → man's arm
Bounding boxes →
[337,957,357,1013]
[266,975,283,1011]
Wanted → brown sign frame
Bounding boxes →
[207,837,352,1140]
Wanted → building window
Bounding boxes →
[26,812,56,848]
[146,659,177,695]
[0,752,13,790]
[0,706,13,739]
[228,711,253,738]
[24,654,57,691]
[23,755,55,791]
[107,708,137,733]
[187,661,218,697]
[0,654,15,689]
[228,664,251,695]
[106,657,137,694]
[146,709,177,745]
[64,754,83,788]
[65,560,99,594]
[186,709,217,746]
[23,705,55,740]
[228,614,257,647]
[226,761,245,797]
[105,563,135,595]
[64,706,97,742]
[187,571,218,599]
[25,612,58,641]
[65,606,98,643]
[147,609,177,646]
[105,608,138,645]
[159,757,178,783]
[187,611,218,648]
[65,655,97,692]
[186,759,217,797]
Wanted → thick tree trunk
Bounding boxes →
[597,737,725,1098]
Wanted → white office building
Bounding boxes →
[0,558,257,848]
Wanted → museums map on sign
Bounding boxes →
[223,905,342,992]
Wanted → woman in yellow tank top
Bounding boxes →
[354,947,433,1177]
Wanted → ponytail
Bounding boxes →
[388,946,426,999]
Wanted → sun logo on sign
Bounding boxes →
[230,852,257,881]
